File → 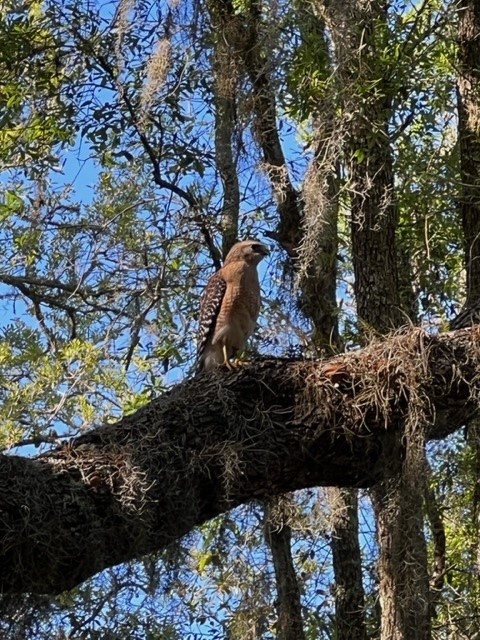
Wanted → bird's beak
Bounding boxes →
[259,244,269,256]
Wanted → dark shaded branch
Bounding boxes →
[239,2,303,256]
[0,273,123,316]
[0,327,478,595]
[0,274,108,297]
[327,486,367,640]
[264,497,306,640]
[207,0,241,257]
[0,434,64,453]
[457,0,480,304]
[424,477,446,612]
[466,418,480,578]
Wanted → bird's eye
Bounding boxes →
[251,243,268,255]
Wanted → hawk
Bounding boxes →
[196,240,269,371]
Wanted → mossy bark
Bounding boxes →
[0,327,478,596]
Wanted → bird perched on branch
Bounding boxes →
[196,239,269,372]
[450,301,480,330]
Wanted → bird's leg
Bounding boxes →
[223,344,234,370]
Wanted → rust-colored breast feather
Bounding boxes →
[213,262,261,351]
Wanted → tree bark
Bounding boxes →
[208,0,241,256]
[319,2,430,636]
[371,458,430,640]
[0,327,478,595]
[457,0,480,305]
[457,0,480,613]
[327,487,367,640]
[302,102,341,349]
[424,475,446,615]
[265,498,306,640]
[319,0,404,333]
[239,0,303,257]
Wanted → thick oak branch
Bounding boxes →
[0,328,478,595]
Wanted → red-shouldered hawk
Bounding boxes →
[196,240,269,371]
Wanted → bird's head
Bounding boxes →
[224,240,269,266]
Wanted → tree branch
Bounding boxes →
[0,327,478,595]
[239,2,303,256]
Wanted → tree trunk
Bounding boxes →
[327,488,367,640]
[208,0,240,256]
[457,0,480,617]
[302,120,341,351]
[265,498,306,640]
[239,0,303,257]
[457,0,480,305]
[319,1,430,636]
[424,475,446,616]
[371,466,430,640]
